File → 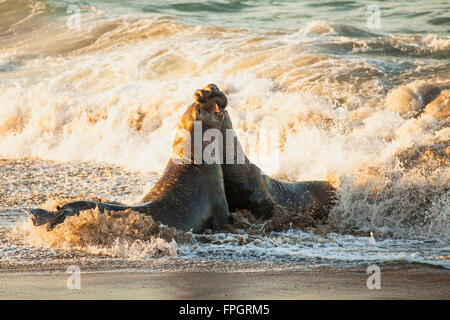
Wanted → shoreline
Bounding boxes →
[1,265,448,300]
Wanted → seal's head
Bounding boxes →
[180,84,228,131]
[172,84,228,162]
[194,84,227,109]
[192,83,227,128]
[197,84,233,132]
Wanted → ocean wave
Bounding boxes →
[145,0,253,14]
[0,11,448,240]
[296,21,450,59]
[299,20,378,37]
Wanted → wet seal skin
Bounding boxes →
[28,89,230,233]
[197,84,336,221]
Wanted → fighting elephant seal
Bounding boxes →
[28,90,230,232]
[194,84,336,220]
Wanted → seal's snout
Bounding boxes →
[194,89,208,104]
[206,102,223,123]
[194,84,227,109]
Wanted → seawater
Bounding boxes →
[0,0,448,272]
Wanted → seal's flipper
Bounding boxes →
[27,208,55,226]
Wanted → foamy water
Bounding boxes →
[0,0,448,272]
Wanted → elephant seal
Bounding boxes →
[28,90,230,232]
[194,84,336,220]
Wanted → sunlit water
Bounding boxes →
[0,0,448,273]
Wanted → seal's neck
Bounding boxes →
[171,120,221,165]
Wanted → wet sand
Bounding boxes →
[1,265,448,300]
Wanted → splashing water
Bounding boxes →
[0,0,448,272]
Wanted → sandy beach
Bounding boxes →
[1,265,448,300]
